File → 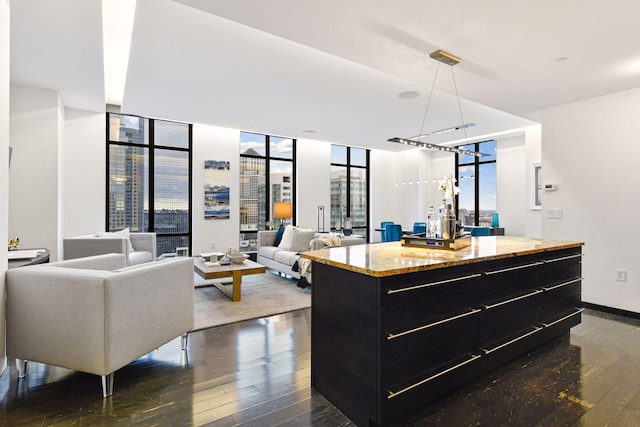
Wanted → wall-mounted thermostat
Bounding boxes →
[544,184,557,191]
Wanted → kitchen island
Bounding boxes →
[301,236,584,426]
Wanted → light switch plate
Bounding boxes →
[553,208,563,219]
[546,209,555,219]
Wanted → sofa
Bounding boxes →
[6,253,194,397]
[63,229,156,266]
[257,227,364,280]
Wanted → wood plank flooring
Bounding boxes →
[1,308,640,426]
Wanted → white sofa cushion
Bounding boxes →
[258,246,281,261]
[97,228,135,252]
[278,225,315,252]
[273,250,300,266]
[128,251,153,265]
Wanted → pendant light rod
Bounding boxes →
[390,49,483,156]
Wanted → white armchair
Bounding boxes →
[63,231,156,266]
[6,253,194,397]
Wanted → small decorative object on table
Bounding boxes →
[8,237,20,251]
[221,248,248,265]
[438,175,459,240]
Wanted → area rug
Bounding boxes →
[192,270,311,331]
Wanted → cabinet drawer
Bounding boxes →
[540,278,581,322]
[478,289,542,345]
[540,308,583,342]
[381,310,479,386]
[380,285,478,332]
[479,326,542,375]
[381,353,480,426]
[381,264,483,307]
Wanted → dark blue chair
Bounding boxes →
[380,221,394,242]
[412,222,427,235]
[470,227,490,236]
[384,223,403,242]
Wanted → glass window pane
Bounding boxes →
[108,114,149,144]
[331,145,347,164]
[270,136,293,159]
[457,165,475,226]
[350,167,367,228]
[479,162,497,226]
[157,235,190,259]
[154,149,190,255]
[240,156,266,232]
[330,166,347,230]
[270,159,294,220]
[351,148,367,167]
[154,120,189,149]
[240,132,266,156]
[458,143,476,165]
[108,145,149,232]
[479,140,497,162]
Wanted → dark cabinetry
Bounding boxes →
[311,247,582,426]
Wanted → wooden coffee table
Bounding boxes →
[193,257,266,302]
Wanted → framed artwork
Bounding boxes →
[204,160,230,219]
[530,162,542,210]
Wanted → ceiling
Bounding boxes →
[10,0,640,151]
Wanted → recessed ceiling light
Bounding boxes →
[398,91,420,99]
[555,57,568,63]
[302,130,317,134]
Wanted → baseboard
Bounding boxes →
[582,302,640,320]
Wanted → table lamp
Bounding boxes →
[273,202,293,226]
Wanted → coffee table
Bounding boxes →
[193,257,266,302]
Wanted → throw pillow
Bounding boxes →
[97,227,135,252]
[278,225,316,252]
[273,225,286,247]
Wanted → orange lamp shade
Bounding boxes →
[273,202,293,219]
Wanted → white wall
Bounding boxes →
[542,87,640,312]
[62,109,105,238]
[9,84,61,261]
[296,139,331,231]
[1,0,10,376]
[525,125,542,237]
[496,135,526,236]
[191,124,240,255]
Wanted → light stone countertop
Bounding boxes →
[300,236,584,277]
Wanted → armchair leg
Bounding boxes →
[181,333,189,350]
[15,359,27,379]
[102,373,114,397]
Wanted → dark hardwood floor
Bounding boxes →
[1,308,640,426]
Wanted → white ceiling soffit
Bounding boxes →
[10,0,105,113]
[123,0,535,151]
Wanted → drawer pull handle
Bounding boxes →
[387,309,482,340]
[541,308,584,328]
[485,261,545,275]
[387,354,481,399]
[483,289,543,310]
[482,327,543,355]
[541,277,583,291]
[387,273,482,294]
[544,253,584,263]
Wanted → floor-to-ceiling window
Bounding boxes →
[107,113,192,257]
[239,132,296,252]
[330,145,369,238]
[455,140,496,226]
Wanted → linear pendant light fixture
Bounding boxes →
[389,49,488,157]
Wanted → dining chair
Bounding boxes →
[470,227,491,236]
[380,221,394,242]
[384,223,403,242]
[412,222,427,235]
